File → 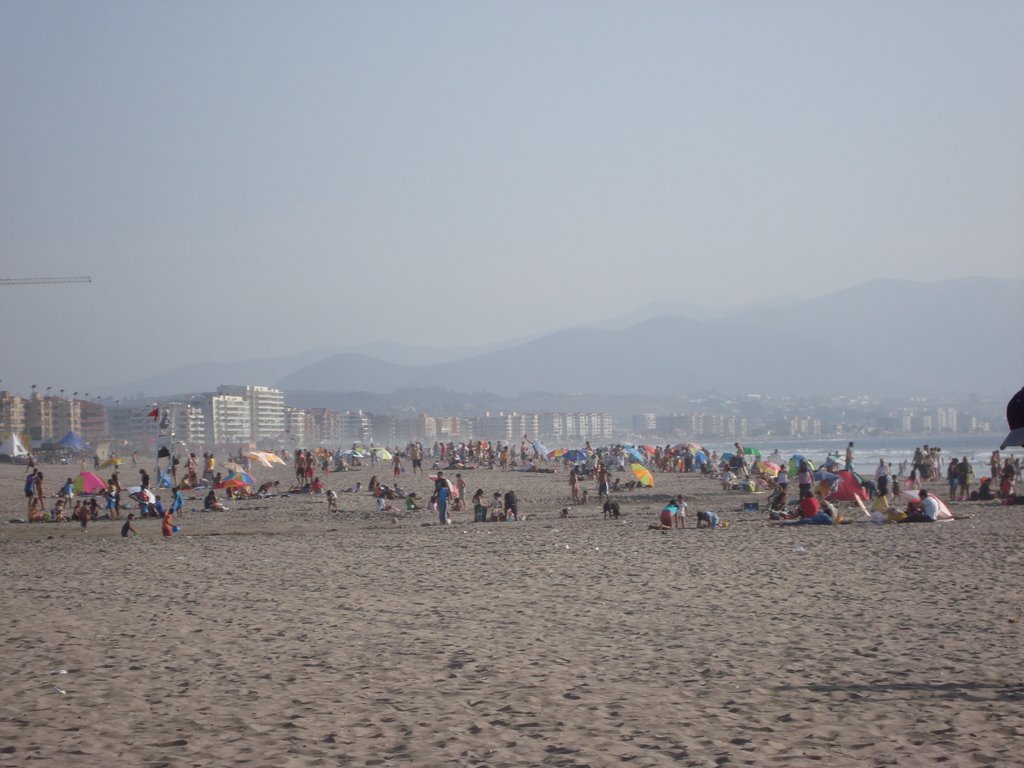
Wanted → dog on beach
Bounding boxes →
[603,500,620,519]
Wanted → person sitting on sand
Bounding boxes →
[767,484,788,512]
[721,469,736,491]
[343,482,362,493]
[898,488,939,523]
[776,491,834,526]
[405,493,421,512]
[203,490,227,512]
[310,477,325,494]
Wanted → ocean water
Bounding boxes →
[700,434,1015,470]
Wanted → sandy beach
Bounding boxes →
[1,459,1021,767]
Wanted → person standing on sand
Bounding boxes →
[121,513,137,538]
[596,463,609,503]
[569,466,581,504]
[957,457,974,501]
[24,469,37,515]
[162,507,175,538]
[947,458,960,502]
[503,489,518,521]
[434,473,451,525]
[34,470,45,509]
[845,442,855,472]
[393,452,402,481]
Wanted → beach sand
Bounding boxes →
[1,459,1021,767]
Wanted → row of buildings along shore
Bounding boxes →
[1,385,988,455]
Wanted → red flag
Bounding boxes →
[148,408,160,420]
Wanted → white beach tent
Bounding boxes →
[0,433,29,458]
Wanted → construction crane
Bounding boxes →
[0,276,92,285]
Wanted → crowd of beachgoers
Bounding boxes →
[9,436,1021,533]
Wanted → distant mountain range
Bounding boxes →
[99,278,1023,404]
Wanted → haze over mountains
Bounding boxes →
[102,278,1022,403]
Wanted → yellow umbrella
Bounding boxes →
[372,447,392,461]
[630,463,654,488]
[245,451,286,467]
[99,457,127,468]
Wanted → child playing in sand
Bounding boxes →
[326,488,338,512]
[121,513,137,538]
[489,492,504,521]
[721,470,736,491]
[696,510,725,529]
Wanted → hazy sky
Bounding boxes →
[2,1,1022,394]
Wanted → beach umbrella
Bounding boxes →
[127,487,156,504]
[789,456,815,475]
[630,463,654,487]
[246,450,285,468]
[721,452,735,462]
[100,457,127,468]
[223,461,246,473]
[73,471,107,495]
[743,447,761,457]
[642,444,658,455]
[216,476,249,489]
[564,449,588,463]
[429,475,460,498]
[372,448,392,461]
[220,470,254,486]
[813,470,838,482]
[624,446,645,463]
[672,442,702,453]
[756,462,779,477]
[340,449,365,458]
[694,450,708,464]
[547,448,568,460]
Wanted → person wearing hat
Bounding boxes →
[1000,387,1024,449]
